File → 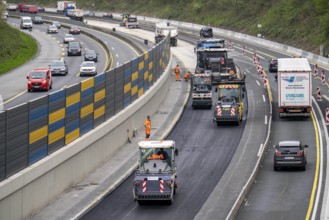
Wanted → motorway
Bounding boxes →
[3,12,329,219]
[1,16,145,110]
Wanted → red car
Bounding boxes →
[69,26,80,35]
[27,68,52,92]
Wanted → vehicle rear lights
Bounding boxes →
[297,151,303,155]
[275,150,281,155]
[307,108,311,113]
[135,181,139,186]
[279,108,284,113]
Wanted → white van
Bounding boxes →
[20,16,33,29]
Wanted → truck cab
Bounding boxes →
[214,84,244,125]
[133,140,178,205]
[191,73,212,109]
[155,23,178,46]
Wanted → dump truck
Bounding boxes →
[66,8,84,21]
[133,140,178,205]
[125,16,139,28]
[155,23,178,46]
[278,58,312,118]
[191,73,212,109]
[213,84,245,125]
[195,47,245,84]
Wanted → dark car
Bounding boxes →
[32,16,43,24]
[268,58,278,72]
[49,60,68,75]
[200,27,213,38]
[103,12,113,18]
[38,6,45,12]
[273,140,308,171]
[67,41,82,56]
[69,26,80,35]
[84,50,98,62]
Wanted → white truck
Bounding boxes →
[155,23,178,46]
[66,9,84,21]
[278,58,312,118]
[57,1,76,13]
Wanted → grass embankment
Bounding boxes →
[0,21,38,75]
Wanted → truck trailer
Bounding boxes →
[155,23,178,46]
[66,9,84,21]
[277,58,312,118]
[57,1,76,13]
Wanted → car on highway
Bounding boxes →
[84,50,98,62]
[103,12,113,18]
[49,60,68,75]
[32,16,43,24]
[52,21,61,29]
[268,58,278,72]
[80,61,97,76]
[200,26,213,38]
[47,25,58,34]
[69,26,80,35]
[273,140,308,171]
[63,34,75,44]
[38,6,45,12]
[67,41,82,56]
[27,68,52,92]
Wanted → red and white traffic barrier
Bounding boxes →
[322,70,325,84]
[253,53,256,65]
[230,108,236,116]
[160,180,164,193]
[257,57,260,65]
[142,179,147,192]
[228,41,232,49]
[326,108,329,125]
[317,87,322,101]
[314,64,318,77]
[263,76,267,88]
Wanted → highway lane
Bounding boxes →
[2,16,143,110]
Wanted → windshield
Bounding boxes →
[23,18,31,23]
[193,75,211,84]
[65,34,73,38]
[30,72,47,79]
[219,88,239,100]
[82,62,95,67]
[86,50,96,56]
[51,62,64,68]
[139,147,172,167]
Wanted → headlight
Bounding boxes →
[43,80,47,83]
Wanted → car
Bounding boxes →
[103,12,113,18]
[63,34,75,44]
[47,25,58,34]
[67,41,82,56]
[52,21,61,29]
[268,58,278,72]
[38,6,45,12]
[27,68,52,92]
[273,140,308,171]
[69,26,80,35]
[84,11,95,17]
[80,61,97,76]
[200,26,213,38]
[32,16,43,24]
[84,50,98,62]
[49,60,68,75]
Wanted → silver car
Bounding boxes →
[52,21,61,29]
[49,60,68,75]
[80,61,97,76]
[47,25,58,34]
[63,34,75,44]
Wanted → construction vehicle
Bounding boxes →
[191,73,212,109]
[277,58,312,118]
[155,23,178,46]
[213,84,245,126]
[125,16,139,28]
[133,140,178,205]
[119,13,130,26]
[195,47,245,84]
[66,8,84,21]
[57,1,76,13]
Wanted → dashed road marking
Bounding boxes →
[265,115,268,125]
[256,80,260,86]
[116,54,118,58]
[263,95,266,102]
[257,143,264,157]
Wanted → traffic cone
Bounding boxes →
[326,108,329,125]
[322,70,325,84]
[263,76,267,88]
[317,87,322,101]
[314,64,318,77]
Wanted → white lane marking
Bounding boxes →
[322,95,329,102]
[257,144,264,157]
[263,95,266,102]
[117,62,119,66]
[232,45,266,60]
[116,54,118,58]
[246,69,250,74]
[104,41,108,44]
[111,47,115,50]
[265,115,268,125]
[256,80,260,86]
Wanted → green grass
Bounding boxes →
[0,21,38,75]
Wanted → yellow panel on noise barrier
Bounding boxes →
[131,85,138,96]
[94,106,105,119]
[81,104,94,118]
[139,61,145,70]
[29,126,48,145]
[149,61,153,69]
[132,71,138,81]
[144,71,149,80]
[48,128,65,145]
[49,108,65,124]
[124,82,132,94]
[144,52,149,60]
[81,78,94,91]
[149,74,153,82]
[138,88,144,97]
[94,89,105,103]
[65,129,80,144]
[66,92,80,107]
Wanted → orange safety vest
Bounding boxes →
[144,119,151,134]
[174,66,180,74]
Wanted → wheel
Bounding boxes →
[49,83,52,89]
[236,120,240,126]
[216,121,220,126]
[274,166,279,171]
[301,165,306,171]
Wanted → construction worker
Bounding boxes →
[184,71,191,81]
[174,64,181,81]
[144,115,151,141]
[157,148,169,160]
